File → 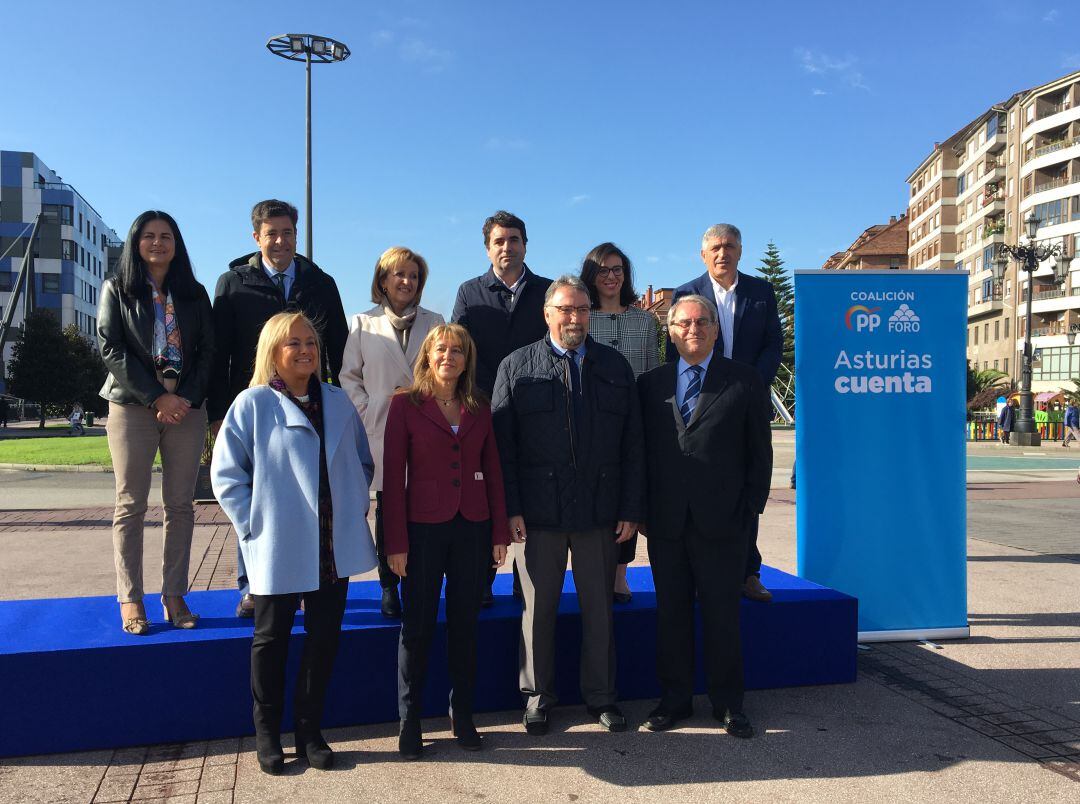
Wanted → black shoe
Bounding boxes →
[381,587,402,619]
[296,730,334,769]
[256,733,284,775]
[523,707,549,736]
[613,590,632,605]
[481,588,494,608]
[450,712,483,751]
[398,718,422,760]
[586,705,627,732]
[643,706,692,732]
[236,594,255,619]
[716,709,754,739]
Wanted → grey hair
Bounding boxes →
[667,294,718,328]
[701,223,743,249]
[544,274,590,305]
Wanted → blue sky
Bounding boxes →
[5,0,1080,318]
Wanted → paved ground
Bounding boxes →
[1,431,1079,802]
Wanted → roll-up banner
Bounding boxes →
[794,270,968,642]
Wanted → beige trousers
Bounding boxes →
[107,401,207,602]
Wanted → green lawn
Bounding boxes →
[0,436,159,467]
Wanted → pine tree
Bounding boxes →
[7,310,78,427]
[757,240,794,379]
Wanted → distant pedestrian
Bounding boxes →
[68,404,84,436]
[1063,400,1079,448]
[98,210,214,636]
[998,401,1016,445]
[0,397,8,427]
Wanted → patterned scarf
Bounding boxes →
[147,276,182,380]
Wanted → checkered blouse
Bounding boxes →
[588,306,660,378]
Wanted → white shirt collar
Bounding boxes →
[709,272,739,297]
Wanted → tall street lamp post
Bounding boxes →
[993,212,1072,446]
[266,33,350,260]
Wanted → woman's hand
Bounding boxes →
[153,393,191,425]
[492,544,507,569]
[388,552,408,578]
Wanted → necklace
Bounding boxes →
[434,395,457,407]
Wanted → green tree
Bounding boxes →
[63,324,108,416]
[7,310,78,427]
[966,363,1011,411]
[757,240,794,378]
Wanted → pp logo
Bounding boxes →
[888,304,921,333]
[844,305,881,332]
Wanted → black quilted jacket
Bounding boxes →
[491,335,646,532]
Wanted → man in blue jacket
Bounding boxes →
[669,224,783,602]
[453,211,553,605]
[1062,399,1079,447]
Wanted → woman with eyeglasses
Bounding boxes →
[97,211,214,635]
[580,243,658,604]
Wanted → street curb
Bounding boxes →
[0,463,162,474]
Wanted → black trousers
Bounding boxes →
[398,515,490,720]
[648,511,747,714]
[617,532,638,565]
[251,578,349,737]
[745,515,762,578]
[374,492,399,590]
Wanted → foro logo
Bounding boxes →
[888,304,921,333]
[844,305,881,332]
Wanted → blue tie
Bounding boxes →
[680,364,703,424]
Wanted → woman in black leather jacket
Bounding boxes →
[97,211,214,635]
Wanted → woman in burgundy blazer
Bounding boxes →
[382,323,510,759]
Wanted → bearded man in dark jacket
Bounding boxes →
[492,274,645,737]
[208,199,348,615]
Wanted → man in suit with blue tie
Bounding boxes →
[669,224,783,602]
[640,294,772,735]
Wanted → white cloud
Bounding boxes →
[399,37,453,71]
[370,30,394,47]
[1062,52,1080,70]
[484,137,531,151]
[812,88,828,96]
[446,215,460,225]
[1043,9,1059,22]
[569,194,590,206]
[795,48,869,91]
[646,256,660,263]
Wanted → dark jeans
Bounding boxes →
[374,492,399,591]
[648,511,747,714]
[251,578,349,738]
[398,514,490,721]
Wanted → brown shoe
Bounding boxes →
[743,575,773,602]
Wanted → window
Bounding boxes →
[62,240,76,261]
[1008,178,1014,197]
[974,326,979,345]
[957,175,966,194]
[982,278,993,299]
[1009,144,1015,164]
[1032,346,1080,381]
[994,359,999,370]
[42,274,60,294]
[1032,199,1066,228]
[995,320,1000,340]
[1005,316,1010,337]
[0,272,12,292]
[92,225,96,242]
[1004,358,1009,374]
[78,212,83,232]
[984,323,989,342]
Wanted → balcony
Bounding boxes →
[1031,135,1080,160]
[1037,101,1071,121]
[969,291,1004,320]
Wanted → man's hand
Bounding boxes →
[492,544,507,568]
[508,515,527,544]
[614,521,636,544]
[388,553,408,578]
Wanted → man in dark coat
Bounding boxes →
[209,199,348,615]
[669,223,783,602]
[998,401,1016,445]
[452,210,553,604]
[492,275,645,736]
[639,293,772,737]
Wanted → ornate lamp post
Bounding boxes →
[266,34,351,260]
[993,212,1072,446]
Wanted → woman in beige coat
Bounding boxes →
[340,247,444,618]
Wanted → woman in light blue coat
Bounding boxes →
[212,311,377,775]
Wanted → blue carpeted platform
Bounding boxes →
[0,565,856,757]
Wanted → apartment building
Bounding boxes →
[1015,72,1080,392]
[0,151,120,387]
[821,214,908,271]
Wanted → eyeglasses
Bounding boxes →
[670,317,715,331]
[547,305,591,317]
[596,266,624,278]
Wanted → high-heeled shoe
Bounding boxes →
[296,730,334,770]
[398,718,422,760]
[161,596,199,629]
[256,732,284,775]
[120,603,150,636]
[449,711,482,751]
